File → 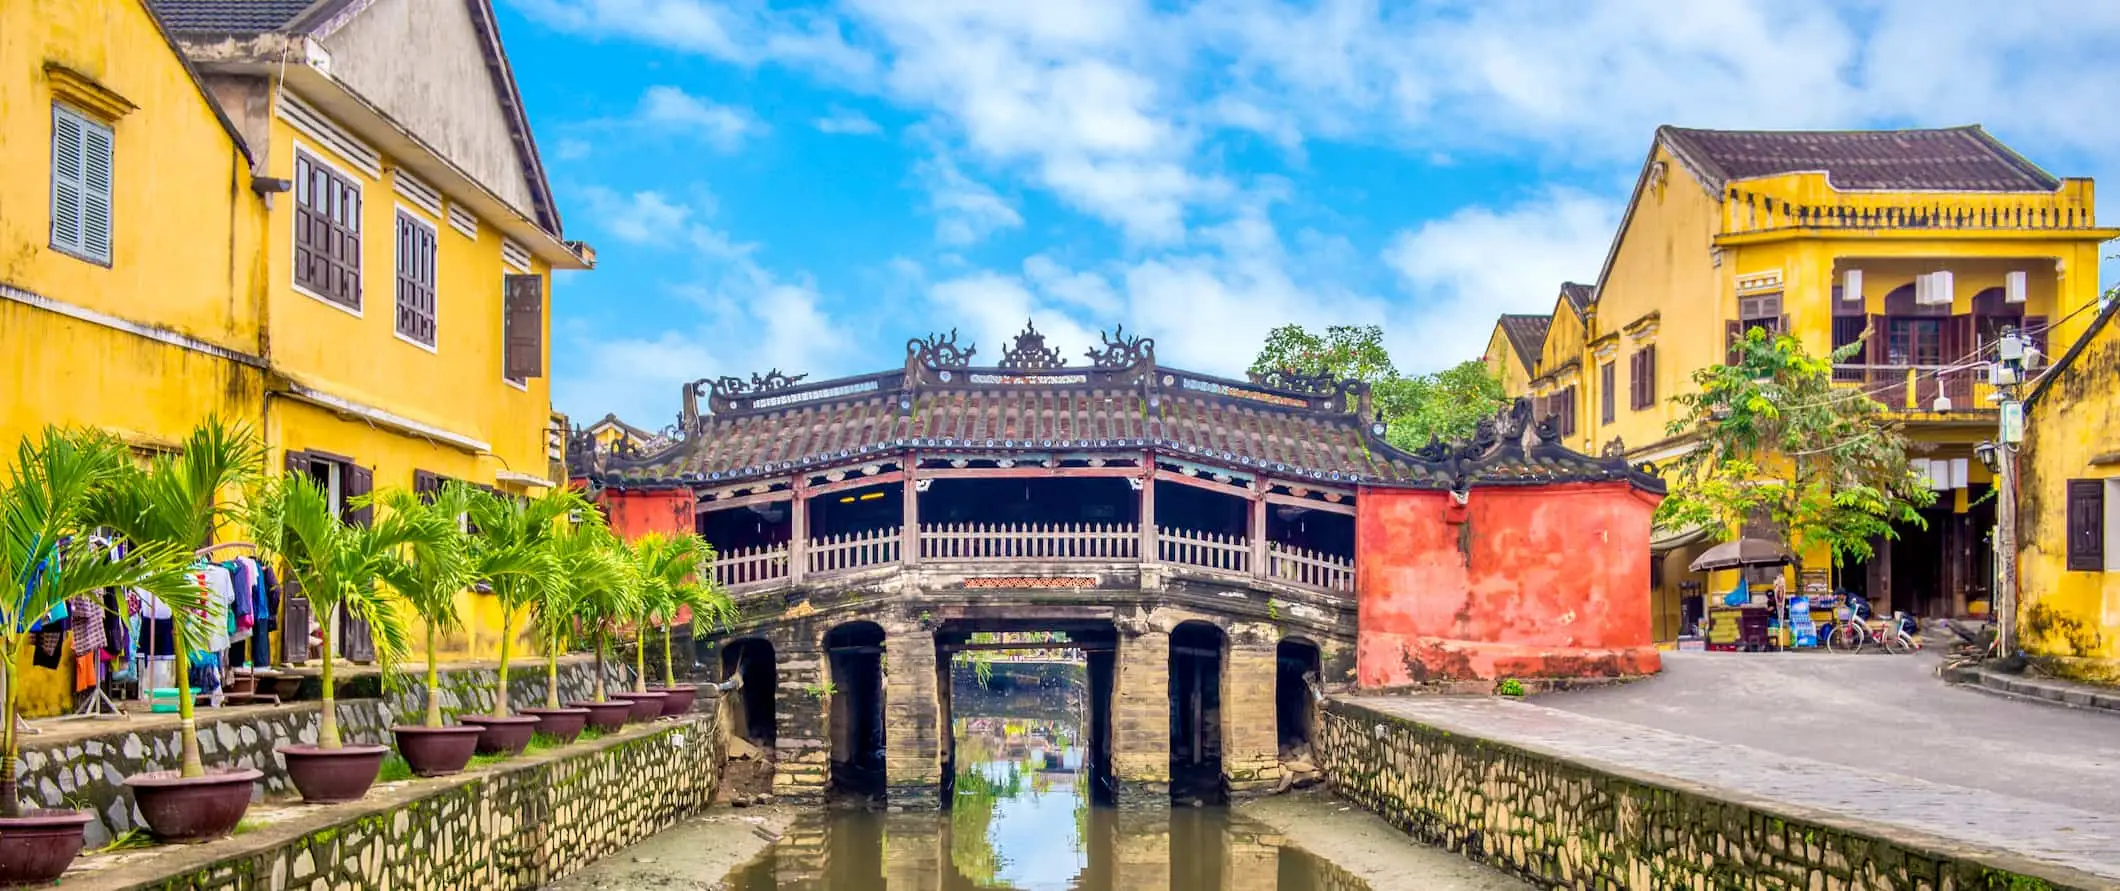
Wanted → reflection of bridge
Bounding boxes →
[579,322,1664,809]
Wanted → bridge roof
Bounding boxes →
[580,323,1661,494]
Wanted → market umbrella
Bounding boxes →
[1688,537,1792,572]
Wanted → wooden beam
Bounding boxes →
[789,477,808,584]
[1138,451,1156,561]
[1250,477,1269,579]
[940,640,1112,653]
[694,487,795,514]
[1263,492,1356,516]
[805,470,906,500]
[915,465,1141,480]
[1153,468,1254,499]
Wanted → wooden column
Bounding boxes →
[1138,453,1156,564]
[902,456,919,566]
[789,479,809,584]
[1249,478,1269,579]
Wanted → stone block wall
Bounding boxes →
[20,658,633,848]
[97,713,726,891]
[1315,700,2096,891]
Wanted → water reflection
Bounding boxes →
[726,713,1369,890]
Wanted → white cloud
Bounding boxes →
[511,0,874,79]
[1381,188,1621,368]
[575,187,696,246]
[922,158,1023,246]
[637,85,765,151]
[814,107,883,135]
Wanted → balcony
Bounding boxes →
[1831,363,1995,414]
[708,521,1356,598]
[1719,183,2100,241]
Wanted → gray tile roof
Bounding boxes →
[1659,125,2061,193]
[144,0,333,33]
[1560,282,1596,318]
[1496,315,1551,374]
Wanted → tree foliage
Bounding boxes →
[1656,327,1937,568]
[1248,323,1508,447]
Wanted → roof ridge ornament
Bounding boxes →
[1248,367,1338,395]
[1085,325,1155,369]
[710,369,809,402]
[999,319,1067,370]
[909,328,977,370]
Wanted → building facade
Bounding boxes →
[2018,296,2120,677]
[1489,126,2114,642]
[2,0,587,714]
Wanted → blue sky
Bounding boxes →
[495,0,2120,431]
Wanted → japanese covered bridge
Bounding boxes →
[574,323,1663,807]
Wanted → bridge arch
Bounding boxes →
[719,637,778,748]
[1275,637,1322,754]
[823,620,888,799]
[1169,620,1227,803]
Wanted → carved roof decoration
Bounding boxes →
[606,324,1660,495]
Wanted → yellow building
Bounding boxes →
[1490,126,2114,642]
[3,0,590,713]
[1481,315,1550,404]
[583,414,671,457]
[2018,295,2120,676]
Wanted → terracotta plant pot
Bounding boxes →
[0,809,93,883]
[611,691,668,723]
[391,725,484,777]
[459,714,539,756]
[278,744,389,804]
[567,700,632,732]
[124,767,262,843]
[520,707,590,743]
[650,685,698,717]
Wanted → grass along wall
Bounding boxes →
[1314,700,2099,891]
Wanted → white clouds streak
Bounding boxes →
[636,85,765,151]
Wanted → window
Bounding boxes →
[504,273,544,384]
[1887,318,1943,366]
[1739,293,1782,336]
[395,211,437,347]
[50,105,115,264]
[1629,347,1658,410]
[286,450,372,527]
[294,152,362,310]
[1600,362,1616,423]
[2066,480,2104,571]
[1554,385,1577,437]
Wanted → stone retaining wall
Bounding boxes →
[1315,699,2097,891]
[85,711,725,890]
[21,658,639,847]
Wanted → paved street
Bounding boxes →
[1539,650,2120,815]
[1349,692,2120,882]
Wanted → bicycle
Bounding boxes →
[1823,609,1917,654]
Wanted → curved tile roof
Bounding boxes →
[1659,125,2060,193]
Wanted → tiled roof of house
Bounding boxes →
[585,324,1659,494]
[1560,282,1597,318]
[145,0,352,33]
[1658,126,2061,193]
[1496,315,1551,374]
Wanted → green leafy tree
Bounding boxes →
[1656,327,1937,572]
[92,418,261,779]
[3,428,201,811]
[1248,324,1508,446]
[463,486,590,715]
[249,475,451,749]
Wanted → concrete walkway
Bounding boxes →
[1346,694,2120,882]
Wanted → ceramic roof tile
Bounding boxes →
[1659,125,2060,193]
[1497,315,1552,374]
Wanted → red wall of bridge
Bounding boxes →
[1354,481,1661,687]
[598,488,696,540]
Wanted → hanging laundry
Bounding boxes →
[129,588,174,621]
[73,653,98,693]
[187,563,236,653]
[68,598,106,654]
[31,629,66,669]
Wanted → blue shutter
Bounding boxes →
[80,118,114,263]
[50,106,85,255]
[49,105,113,264]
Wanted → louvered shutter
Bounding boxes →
[341,609,376,664]
[344,463,374,527]
[284,449,311,478]
[1643,347,1657,407]
[2066,480,2104,571]
[1601,362,1616,423]
[50,106,114,264]
[505,274,545,379]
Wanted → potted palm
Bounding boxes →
[95,419,268,844]
[0,428,201,880]
[373,484,488,776]
[521,518,604,741]
[609,533,679,720]
[461,487,586,753]
[251,475,441,803]
[636,533,733,717]
[558,524,640,731]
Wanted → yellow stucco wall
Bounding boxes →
[1481,325,1533,399]
[1,0,269,715]
[2020,313,2120,667]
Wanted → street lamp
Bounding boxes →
[1974,441,1999,474]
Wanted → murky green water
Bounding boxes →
[725,711,1369,890]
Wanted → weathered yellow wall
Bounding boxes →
[1481,325,1532,399]
[1,0,269,714]
[2020,314,2120,666]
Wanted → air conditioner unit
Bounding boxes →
[2005,270,2027,304]
[1916,270,1954,306]
[1842,269,1863,302]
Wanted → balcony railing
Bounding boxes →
[1722,188,2097,238]
[707,521,1354,597]
[1832,364,1988,412]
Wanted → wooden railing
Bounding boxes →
[1722,188,2097,237]
[1266,542,1355,593]
[1157,527,1250,575]
[1831,364,1982,411]
[713,543,790,591]
[808,526,901,575]
[919,522,1140,562]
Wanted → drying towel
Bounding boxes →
[68,598,106,654]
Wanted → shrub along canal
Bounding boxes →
[557,668,1523,890]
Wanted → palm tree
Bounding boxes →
[91,417,261,779]
[623,533,688,694]
[634,532,735,690]
[1,428,200,815]
[562,524,639,703]
[248,474,446,749]
[464,486,588,716]
[372,483,492,729]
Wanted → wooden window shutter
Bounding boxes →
[1601,362,1616,423]
[505,273,544,380]
[345,463,375,527]
[1725,321,1743,365]
[2066,480,2104,571]
[284,449,310,477]
[1642,347,1657,408]
[413,469,438,503]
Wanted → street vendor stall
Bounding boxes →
[1691,538,1791,652]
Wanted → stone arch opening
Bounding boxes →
[1276,637,1321,753]
[720,637,778,748]
[1169,620,1226,804]
[824,621,887,799]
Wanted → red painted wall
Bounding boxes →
[598,488,700,624]
[1354,481,1661,686]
